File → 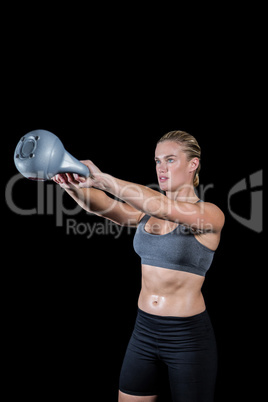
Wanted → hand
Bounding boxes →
[72,160,107,189]
[52,160,106,190]
[52,173,81,189]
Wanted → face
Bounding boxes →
[155,141,195,193]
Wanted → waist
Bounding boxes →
[138,290,206,317]
[139,264,206,317]
[136,307,210,329]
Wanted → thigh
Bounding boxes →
[167,333,217,401]
[168,348,217,402]
[119,334,161,397]
[166,313,218,402]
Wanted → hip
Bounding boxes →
[131,307,217,354]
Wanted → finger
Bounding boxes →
[78,179,93,188]
[73,173,82,181]
[66,173,75,182]
[55,173,66,183]
[52,174,60,182]
[55,175,62,184]
[80,160,94,170]
[79,160,91,164]
[62,173,69,182]
[75,174,86,183]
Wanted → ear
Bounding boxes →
[189,157,199,173]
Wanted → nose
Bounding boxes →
[157,161,168,173]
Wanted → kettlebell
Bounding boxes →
[14,129,90,180]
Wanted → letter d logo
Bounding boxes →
[228,170,263,233]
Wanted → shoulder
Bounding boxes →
[200,202,225,232]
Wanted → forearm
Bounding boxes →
[99,174,169,219]
[64,185,111,215]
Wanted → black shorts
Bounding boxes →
[119,308,217,402]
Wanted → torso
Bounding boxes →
[137,214,221,317]
[138,265,206,316]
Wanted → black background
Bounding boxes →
[3,9,264,401]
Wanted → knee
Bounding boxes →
[118,390,158,401]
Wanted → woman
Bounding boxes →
[53,130,225,402]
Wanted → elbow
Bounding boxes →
[147,196,170,220]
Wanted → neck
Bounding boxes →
[165,184,199,203]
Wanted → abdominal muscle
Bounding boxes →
[138,264,206,317]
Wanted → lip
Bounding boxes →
[158,176,169,182]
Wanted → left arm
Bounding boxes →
[77,161,225,233]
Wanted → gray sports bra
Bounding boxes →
[133,205,215,276]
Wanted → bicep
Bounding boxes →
[166,201,225,233]
[95,195,144,227]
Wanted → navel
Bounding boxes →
[151,295,165,307]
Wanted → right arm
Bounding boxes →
[53,173,143,227]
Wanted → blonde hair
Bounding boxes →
[157,130,201,187]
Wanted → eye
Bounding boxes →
[155,160,160,164]
[167,158,174,163]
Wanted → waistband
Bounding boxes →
[137,307,208,323]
